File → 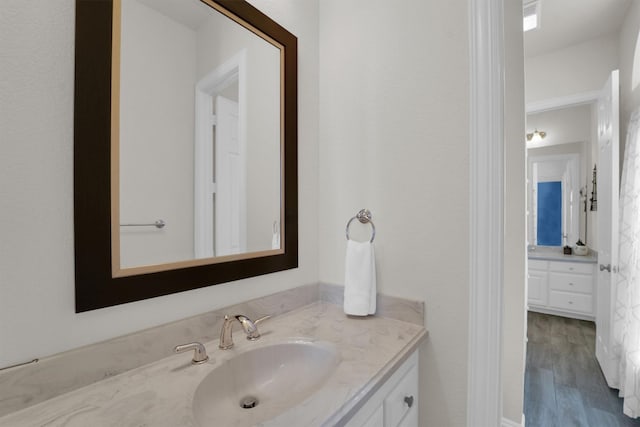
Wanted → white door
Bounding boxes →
[595,70,620,386]
[215,96,246,256]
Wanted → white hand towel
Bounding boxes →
[343,240,377,316]
[271,230,280,249]
[271,221,280,249]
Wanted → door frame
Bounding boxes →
[526,91,600,114]
[469,2,602,425]
[468,0,505,425]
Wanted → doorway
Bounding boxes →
[194,50,248,258]
[523,73,625,425]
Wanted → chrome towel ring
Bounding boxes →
[345,209,376,243]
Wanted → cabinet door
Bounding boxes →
[360,405,383,427]
[397,405,418,427]
[528,270,548,307]
[384,363,418,427]
[345,351,419,427]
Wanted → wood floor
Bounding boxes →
[525,311,640,427]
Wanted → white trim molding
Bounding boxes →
[502,415,525,427]
[468,0,505,426]
[526,90,600,114]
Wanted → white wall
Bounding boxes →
[526,104,592,147]
[0,0,319,367]
[525,34,619,104]
[318,1,470,425]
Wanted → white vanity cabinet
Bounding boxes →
[346,350,419,427]
[527,260,548,307]
[527,259,596,319]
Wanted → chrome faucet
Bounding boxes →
[219,314,271,350]
[174,342,209,364]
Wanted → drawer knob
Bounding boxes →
[569,283,574,286]
[404,395,414,408]
[568,301,573,304]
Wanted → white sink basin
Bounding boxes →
[192,340,339,427]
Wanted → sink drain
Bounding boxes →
[240,395,259,409]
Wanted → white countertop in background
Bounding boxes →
[528,246,598,264]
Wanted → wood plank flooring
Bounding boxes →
[525,312,640,427]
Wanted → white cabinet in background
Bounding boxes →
[345,350,419,427]
[527,268,548,307]
[528,259,596,320]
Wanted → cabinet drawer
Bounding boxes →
[344,351,418,427]
[549,291,593,314]
[549,272,593,294]
[384,361,418,427]
[549,261,594,275]
[529,259,548,270]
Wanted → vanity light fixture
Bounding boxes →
[526,129,546,142]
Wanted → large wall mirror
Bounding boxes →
[74,0,298,312]
[527,154,581,247]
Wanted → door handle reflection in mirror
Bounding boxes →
[404,395,414,408]
[600,264,612,272]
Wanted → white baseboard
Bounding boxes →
[502,414,524,427]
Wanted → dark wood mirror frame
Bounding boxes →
[74,0,298,312]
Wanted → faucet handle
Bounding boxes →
[255,315,271,325]
[235,314,271,341]
[174,342,209,364]
[251,315,271,340]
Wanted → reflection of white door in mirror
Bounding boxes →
[194,51,247,259]
[215,96,245,256]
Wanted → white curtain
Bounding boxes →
[612,108,640,418]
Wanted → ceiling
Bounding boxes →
[524,0,632,57]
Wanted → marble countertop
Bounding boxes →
[0,301,426,427]
[528,246,597,264]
